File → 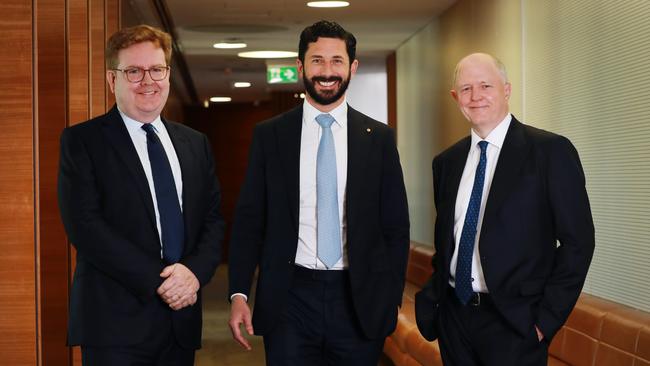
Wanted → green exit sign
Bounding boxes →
[267,66,298,84]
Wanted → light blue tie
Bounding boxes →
[315,113,342,268]
[455,140,489,304]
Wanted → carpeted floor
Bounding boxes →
[195,265,393,366]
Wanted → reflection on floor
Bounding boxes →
[195,265,392,366]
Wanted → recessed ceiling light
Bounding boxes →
[209,97,232,102]
[213,42,247,49]
[234,82,251,88]
[238,51,299,59]
[307,1,350,8]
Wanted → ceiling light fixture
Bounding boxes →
[209,97,232,102]
[213,42,247,49]
[234,82,251,88]
[306,1,350,8]
[238,51,298,59]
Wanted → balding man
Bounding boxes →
[415,53,594,365]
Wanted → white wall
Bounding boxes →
[396,22,440,245]
[346,57,388,124]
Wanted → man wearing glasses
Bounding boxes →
[58,25,224,365]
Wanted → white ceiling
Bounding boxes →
[125,0,456,104]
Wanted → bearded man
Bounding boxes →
[227,20,410,366]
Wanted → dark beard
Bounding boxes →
[303,74,350,106]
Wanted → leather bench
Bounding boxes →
[384,244,650,366]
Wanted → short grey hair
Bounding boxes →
[452,53,508,88]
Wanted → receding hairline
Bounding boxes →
[452,53,508,88]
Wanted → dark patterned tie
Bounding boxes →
[142,123,184,263]
[455,140,489,304]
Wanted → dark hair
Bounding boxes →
[298,20,356,63]
[106,25,172,69]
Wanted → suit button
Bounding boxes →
[471,277,475,282]
[288,260,293,264]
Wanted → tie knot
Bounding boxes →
[316,114,335,129]
[141,123,156,135]
[478,140,488,152]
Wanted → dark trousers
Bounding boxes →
[81,304,195,366]
[438,286,547,366]
[263,266,384,366]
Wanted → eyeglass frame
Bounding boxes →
[110,65,171,83]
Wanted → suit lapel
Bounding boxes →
[441,138,471,265]
[164,120,196,256]
[101,106,157,228]
[481,118,530,235]
[346,106,372,225]
[163,120,191,209]
[275,106,303,233]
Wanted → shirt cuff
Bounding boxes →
[230,293,248,302]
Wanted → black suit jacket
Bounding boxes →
[58,106,224,348]
[228,104,410,339]
[416,116,594,342]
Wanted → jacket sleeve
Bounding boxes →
[181,133,225,287]
[381,128,410,305]
[228,124,267,298]
[537,136,595,339]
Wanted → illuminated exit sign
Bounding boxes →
[267,66,298,84]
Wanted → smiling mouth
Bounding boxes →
[318,80,337,87]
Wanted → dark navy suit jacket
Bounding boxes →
[58,106,224,348]
[416,116,594,342]
[228,105,410,339]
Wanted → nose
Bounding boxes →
[141,70,155,84]
[470,87,481,101]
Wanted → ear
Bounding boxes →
[350,59,359,78]
[504,82,512,100]
[106,70,116,94]
[450,89,459,102]
[296,58,304,78]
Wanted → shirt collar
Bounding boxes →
[302,97,348,128]
[118,108,163,134]
[470,113,512,150]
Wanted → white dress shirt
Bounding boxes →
[449,113,512,293]
[120,109,183,256]
[295,99,349,270]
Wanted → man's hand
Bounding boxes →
[157,263,200,311]
[229,295,254,350]
[535,325,544,342]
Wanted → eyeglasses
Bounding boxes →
[111,65,170,83]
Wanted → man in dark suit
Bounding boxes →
[227,20,410,365]
[58,25,224,365]
[415,53,594,365]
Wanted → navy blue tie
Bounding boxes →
[142,123,184,263]
[455,140,489,304]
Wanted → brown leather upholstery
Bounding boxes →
[384,243,650,366]
[384,243,442,366]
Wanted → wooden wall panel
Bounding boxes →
[386,52,397,131]
[67,1,90,363]
[35,0,71,363]
[0,0,37,364]
[105,0,119,108]
[90,0,106,117]
[68,0,89,126]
